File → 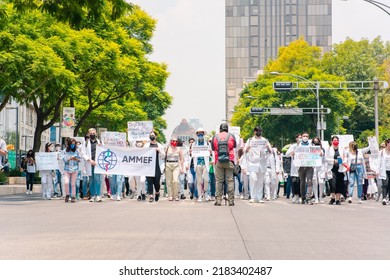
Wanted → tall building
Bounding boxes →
[226,0,332,120]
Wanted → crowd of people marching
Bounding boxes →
[17,125,390,206]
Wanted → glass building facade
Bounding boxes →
[226,0,332,120]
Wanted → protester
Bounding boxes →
[212,123,237,206]
[144,130,165,202]
[83,128,101,202]
[326,136,346,205]
[165,137,184,201]
[286,134,302,203]
[23,150,36,195]
[40,142,55,199]
[62,138,81,203]
[312,137,326,203]
[379,138,390,205]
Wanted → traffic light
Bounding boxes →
[273,82,293,92]
[250,107,264,114]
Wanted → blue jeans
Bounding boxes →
[349,164,364,198]
[89,166,102,196]
[207,172,216,197]
[285,175,292,198]
[179,173,185,195]
[82,176,89,196]
[189,167,198,198]
[108,175,123,196]
[54,170,62,196]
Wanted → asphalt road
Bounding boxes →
[0,193,389,260]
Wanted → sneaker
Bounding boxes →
[141,194,146,201]
[211,196,216,201]
[96,195,102,202]
[29,190,32,195]
[137,195,141,201]
[205,195,211,201]
[190,193,194,200]
[117,195,121,201]
[65,195,69,203]
[249,199,255,203]
[301,198,306,204]
[71,197,75,203]
[348,197,352,203]
[155,192,160,202]
[214,201,221,206]
[89,197,94,202]
[107,193,111,199]
[314,199,319,204]
[259,200,264,203]
[240,195,244,200]
[358,199,362,204]
[198,197,202,203]
[335,200,341,205]
[229,201,235,206]
[149,196,154,203]
[292,195,299,203]
[26,191,29,195]
[175,197,180,201]
[329,198,335,205]
[382,199,387,205]
[180,194,186,200]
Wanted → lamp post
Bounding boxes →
[341,0,390,16]
[271,72,321,139]
[6,106,19,167]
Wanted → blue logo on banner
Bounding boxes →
[98,150,118,171]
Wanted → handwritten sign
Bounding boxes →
[293,146,323,167]
[127,121,153,141]
[35,152,59,171]
[249,139,268,152]
[368,136,380,172]
[101,131,127,147]
[191,145,210,158]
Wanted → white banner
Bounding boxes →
[101,131,127,147]
[61,107,75,138]
[334,134,354,150]
[127,121,153,141]
[249,139,268,152]
[35,152,59,171]
[229,126,241,142]
[94,146,156,176]
[191,145,210,158]
[293,146,323,167]
[368,136,380,172]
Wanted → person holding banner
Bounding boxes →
[40,142,56,200]
[326,136,346,205]
[346,141,370,204]
[192,128,212,203]
[62,138,81,203]
[84,128,101,202]
[244,126,272,204]
[144,131,165,202]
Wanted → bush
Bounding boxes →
[8,168,22,177]
[0,172,7,184]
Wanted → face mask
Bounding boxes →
[332,140,339,146]
[149,135,156,141]
[90,134,96,140]
[302,137,309,143]
[171,141,178,147]
[55,147,60,152]
[313,141,320,146]
[70,144,75,149]
[255,132,262,137]
[198,134,204,139]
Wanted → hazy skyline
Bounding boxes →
[130,0,390,139]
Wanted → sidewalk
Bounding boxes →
[0,184,41,195]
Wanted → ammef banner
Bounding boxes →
[94,145,156,176]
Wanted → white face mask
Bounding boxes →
[302,136,309,143]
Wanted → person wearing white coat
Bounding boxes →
[40,142,55,199]
[286,134,302,203]
[191,128,212,202]
[326,136,347,205]
[144,130,165,202]
[244,126,273,203]
[378,138,390,205]
[311,137,326,203]
[82,128,102,202]
[264,147,280,200]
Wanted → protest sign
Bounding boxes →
[36,152,59,171]
[293,146,323,167]
[127,121,153,141]
[101,131,127,147]
[191,145,210,158]
[94,146,156,176]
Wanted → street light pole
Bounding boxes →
[271,72,321,139]
[374,78,379,141]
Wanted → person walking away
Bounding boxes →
[212,123,237,206]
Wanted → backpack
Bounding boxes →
[216,133,232,163]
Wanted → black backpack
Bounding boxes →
[216,133,232,163]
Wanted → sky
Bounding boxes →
[129,0,390,139]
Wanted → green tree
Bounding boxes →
[232,39,356,148]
